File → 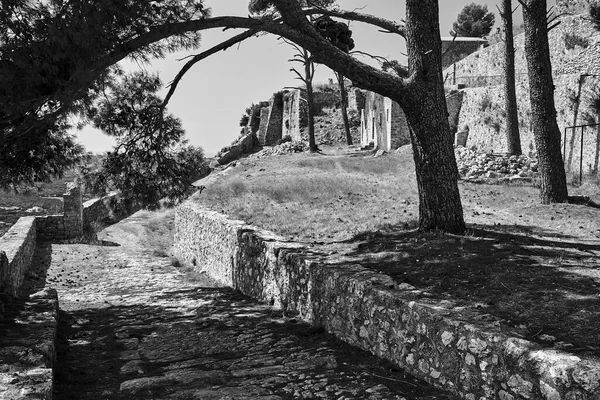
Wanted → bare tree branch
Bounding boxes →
[161,29,259,111]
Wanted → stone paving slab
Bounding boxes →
[33,213,457,400]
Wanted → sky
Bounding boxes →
[75,0,556,156]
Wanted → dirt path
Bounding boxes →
[29,210,455,400]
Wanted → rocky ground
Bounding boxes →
[22,209,455,400]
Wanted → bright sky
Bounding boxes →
[75,0,556,156]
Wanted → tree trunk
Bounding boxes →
[567,75,586,169]
[304,48,318,152]
[396,0,466,233]
[336,72,352,145]
[502,0,522,155]
[522,0,568,203]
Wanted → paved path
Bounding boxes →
[30,210,455,400]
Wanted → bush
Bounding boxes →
[563,33,589,50]
[590,3,600,31]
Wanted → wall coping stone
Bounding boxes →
[174,202,600,400]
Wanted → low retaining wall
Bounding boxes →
[1,186,122,300]
[173,202,600,400]
[0,217,37,297]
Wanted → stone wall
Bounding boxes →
[456,73,600,177]
[282,90,307,141]
[441,37,488,70]
[442,15,599,86]
[0,217,36,297]
[173,203,600,400]
[347,88,366,112]
[257,107,270,145]
[0,185,128,301]
[360,92,411,151]
[264,95,284,145]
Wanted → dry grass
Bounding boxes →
[196,150,419,242]
[192,146,600,354]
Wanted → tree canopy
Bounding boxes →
[81,71,206,209]
[450,3,496,38]
[1,0,468,232]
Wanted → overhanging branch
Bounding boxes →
[161,29,259,111]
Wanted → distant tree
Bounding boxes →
[314,15,355,145]
[521,0,568,203]
[499,0,522,155]
[451,3,496,38]
[81,71,206,209]
[239,114,250,127]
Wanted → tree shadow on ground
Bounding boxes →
[54,286,454,400]
[340,223,600,355]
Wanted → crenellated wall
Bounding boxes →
[173,202,600,400]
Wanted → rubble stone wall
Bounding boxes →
[0,217,36,297]
[173,203,600,400]
[0,186,128,299]
[456,73,600,177]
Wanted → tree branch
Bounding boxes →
[161,29,258,111]
[303,7,405,37]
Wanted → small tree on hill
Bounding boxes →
[451,3,496,38]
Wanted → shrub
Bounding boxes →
[479,93,492,112]
[563,33,589,50]
[590,3,600,31]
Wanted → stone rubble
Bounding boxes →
[249,140,311,159]
[454,146,539,183]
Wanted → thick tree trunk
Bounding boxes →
[336,72,352,145]
[396,0,465,234]
[523,0,568,203]
[502,0,522,155]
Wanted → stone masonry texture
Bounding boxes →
[0,217,36,298]
[265,95,284,146]
[173,202,600,400]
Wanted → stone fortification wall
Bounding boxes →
[557,0,596,14]
[441,38,488,70]
[282,90,307,141]
[347,88,366,112]
[173,203,600,400]
[264,95,284,145]
[0,217,36,297]
[456,73,600,177]
[257,107,270,145]
[361,92,410,151]
[442,15,599,85]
